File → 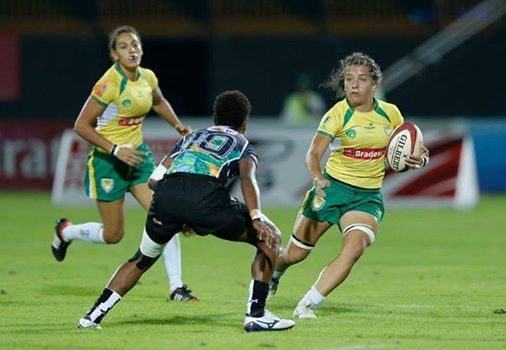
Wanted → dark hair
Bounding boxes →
[321,52,382,99]
[108,25,141,52]
[213,90,251,130]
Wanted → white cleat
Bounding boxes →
[77,317,102,330]
[293,300,317,319]
[244,310,295,332]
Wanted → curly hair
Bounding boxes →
[108,25,141,52]
[321,52,382,99]
[213,90,251,130]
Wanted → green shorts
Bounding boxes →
[84,144,155,201]
[301,173,384,227]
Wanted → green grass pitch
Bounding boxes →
[1,192,505,349]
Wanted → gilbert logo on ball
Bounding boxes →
[386,122,423,172]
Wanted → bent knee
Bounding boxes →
[342,237,369,262]
[103,230,124,244]
[346,244,367,262]
[284,246,310,265]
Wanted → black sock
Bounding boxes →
[248,280,269,317]
[86,288,121,324]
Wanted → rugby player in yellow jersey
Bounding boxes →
[51,26,197,301]
[268,52,429,318]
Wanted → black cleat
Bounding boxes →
[51,218,71,262]
[169,285,199,302]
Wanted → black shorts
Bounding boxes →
[145,172,250,244]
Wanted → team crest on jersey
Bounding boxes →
[311,195,326,211]
[345,128,356,138]
[101,179,114,193]
[384,125,393,136]
[121,99,132,107]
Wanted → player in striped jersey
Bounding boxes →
[77,91,295,332]
[269,52,429,318]
[51,26,197,302]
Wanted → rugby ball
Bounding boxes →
[386,122,423,172]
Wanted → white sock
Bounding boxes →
[87,289,122,323]
[301,286,325,307]
[62,222,105,244]
[162,234,183,292]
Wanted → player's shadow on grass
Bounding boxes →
[41,285,98,297]
[114,313,237,329]
[320,305,356,314]
[271,299,356,315]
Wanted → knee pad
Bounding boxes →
[128,229,164,270]
[140,229,164,257]
[290,234,314,251]
[342,224,375,244]
[128,249,159,270]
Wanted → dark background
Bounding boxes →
[0,0,504,119]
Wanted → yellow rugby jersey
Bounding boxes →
[90,63,158,149]
[317,98,404,189]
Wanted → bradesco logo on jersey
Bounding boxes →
[343,148,386,159]
[118,115,145,126]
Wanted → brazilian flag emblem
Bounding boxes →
[312,195,326,211]
[345,128,356,138]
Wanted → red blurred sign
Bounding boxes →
[0,121,72,189]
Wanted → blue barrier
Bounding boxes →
[469,119,506,193]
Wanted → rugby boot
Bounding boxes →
[169,285,199,302]
[293,299,318,319]
[51,218,71,262]
[77,317,102,330]
[244,309,295,332]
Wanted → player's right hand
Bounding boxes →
[313,177,330,198]
[114,145,146,167]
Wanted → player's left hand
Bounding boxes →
[405,145,429,170]
[252,219,277,249]
[175,124,192,136]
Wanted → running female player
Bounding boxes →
[269,52,429,318]
[51,25,197,301]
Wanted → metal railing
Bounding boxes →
[382,0,506,94]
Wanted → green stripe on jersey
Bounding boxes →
[374,99,391,122]
[91,95,108,107]
[317,129,334,139]
[342,108,355,128]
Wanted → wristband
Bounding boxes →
[150,164,168,181]
[113,145,121,157]
[250,209,263,221]
[112,144,133,157]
